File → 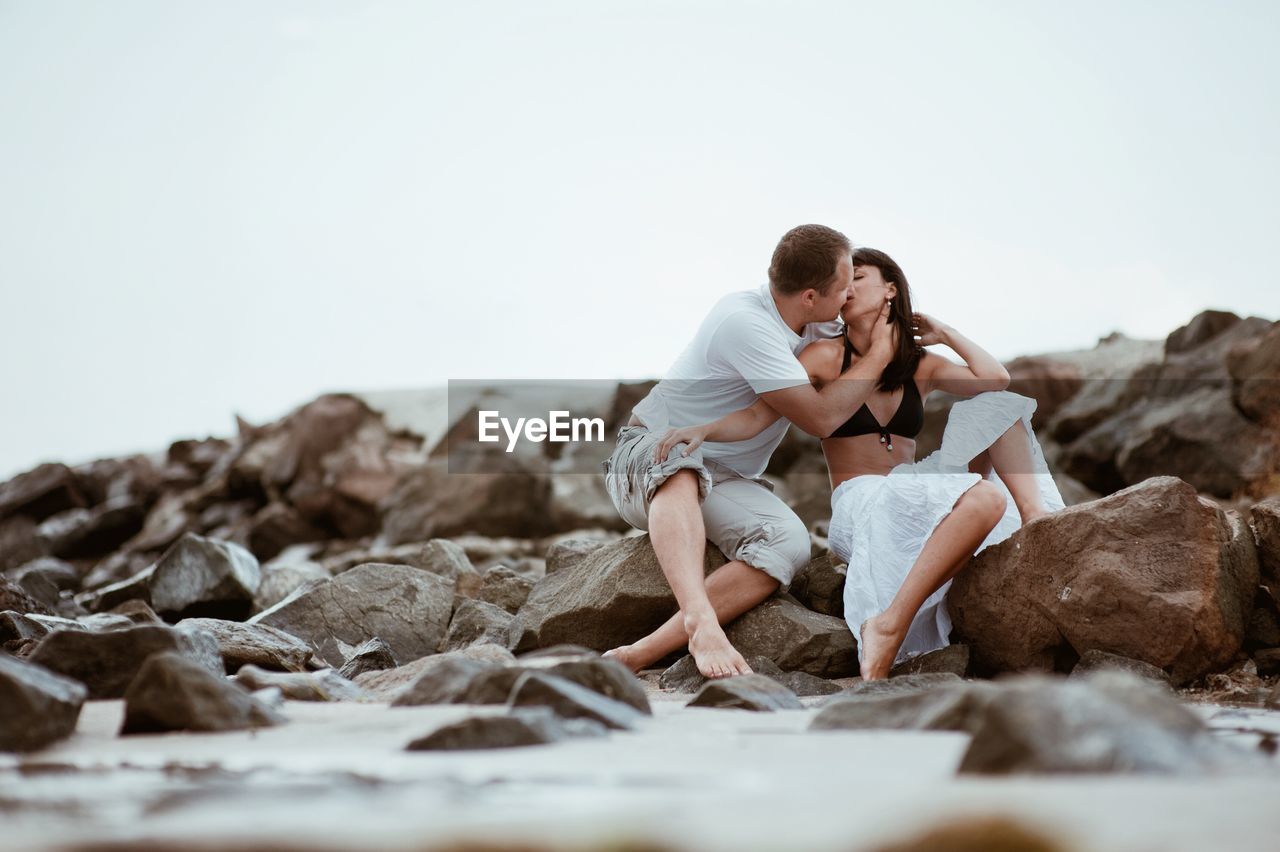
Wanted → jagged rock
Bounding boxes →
[0,462,86,523]
[381,458,556,544]
[1252,498,1280,584]
[811,681,994,732]
[1004,355,1084,424]
[517,655,650,712]
[34,497,145,561]
[687,674,804,711]
[121,652,283,734]
[244,502,328,562]
[354,644,516,701]
[1227,321,1280,425]
[0,654,88,752]
[724,596,857,678]
[513,535,726,653]
[1165,310,1244,355]
[253,556,329,613]
[507,671,645,731]
[787,555,847,618]
[337,637,398,680]
[250,562,453,667]
[75,566,154,613]
[177,617,318,673]
[126,491,193,553]
[949,477,1257,685]
[231,664,368,702]
[476,564,534,614]
[958,671,1262,774]
[149,533,261,621]
[1,610,64,648]
[541,538,608,574]
[0,575,54,617]
[659,654,785,693]
[827,673,965,703]
[1070,649,1172,685]
[891,645,971,678]
[441,598,517,652]
[775,671,844,697]
[0,515,46,574]
[405,707,607,751]
[28,622,223,698]
[75,613,135,631]
[390,655,497,706]
[105,599,164,626]
[11,557,79,595]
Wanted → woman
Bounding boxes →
[652,248,1064,680]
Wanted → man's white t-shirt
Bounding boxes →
[630,283,841,478]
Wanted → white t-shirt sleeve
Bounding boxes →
[710,312,810,394]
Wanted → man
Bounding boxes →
[602,224,895,678]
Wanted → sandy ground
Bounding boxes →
[3,680,1280,852]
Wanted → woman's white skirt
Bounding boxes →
[826,391,1066,667]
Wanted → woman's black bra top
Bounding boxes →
[828,335,925,440]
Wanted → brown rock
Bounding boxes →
[178,617,318,672]
[121,652,282,734]
[686,673,803,711]
[949,476,1258,685]
[0,463,86,523]
[788,554,846,618]
[724,596,857,678]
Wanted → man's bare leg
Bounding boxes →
[968,419,1050,525]
[859,480,1007,680]
[604,559,780,674]
[638,469,752,678]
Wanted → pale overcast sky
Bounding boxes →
[2,0,1278,480]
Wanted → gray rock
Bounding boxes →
[787,554,847,618]
[105,598,165,626]
[476,564,534,614]
[381,459,556,544]
[337,637,398,680]
[250,562,453,667]
[775,670,843,697]
[0,653,87,752]
[75,566,154,614]
[891,645,971,678]
[29,623,224,698]
[724,596,857,678]
[1252,497,1280,585]
[405,707,607,751]
[824,673,964,704]
[390,656,497,706]
[253,557,329,613]
[231,664,368,702]
[1,610,62,646]
[121,652,283,734]
[0,575,54,617]
[811,682,995,732]
[150,532,262,621]
[507,671,645,730]
[0,462,86,523]
[441,598,516,652]
[687,673,804,711]
[659,654,785,693]
[75,613,136,632]
[34,496,145,561]
[177,617,318,673]
[1070,649,1172,685]
[355,644,515,701]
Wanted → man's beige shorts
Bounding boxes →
[601,425,811,591]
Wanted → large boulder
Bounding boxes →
[121,652,283,734]
[724,596,857,678]
[441,599,517,652]
[1251,497,1280,584]
[28,623,224,698]
[513,535,726,652]
[1227,321,1280,426]
[381,459,556,544]
[949,477,1258,685]
[249,562,453,667]
[149,533,262,621]
[0,654,88,752]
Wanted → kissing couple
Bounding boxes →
[601,224,1064,681]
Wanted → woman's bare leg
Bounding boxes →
[858,480,1007,680]
[979,419,1051,524]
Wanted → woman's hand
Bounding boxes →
[912,312,953,348]
[652,424,712,464]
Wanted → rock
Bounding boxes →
[507,671,646,731]
[11,557,79,594]
[829,673,965,702]
[381,459,556,545]
[405,707,608,751]
[390,655,497,706]
[517,644,601,661]
[0,653,88,752]
[106,599,165,626]
[1,610,63,648]
[1253,648,1280,677]
[1252,498,1280,584]
[355,644,515,701]
[513,535,726,653]
[891,645,971,678]
[724,596,857,678]
[0,515,46,574]
[149,532,262,621]
[787,555,846,618]
[177,617,318,673]
[0,462,86,523]
[542,537,608,574]
[687,673,804,711]
[75,613,135,632]
[244,502,328,562]
[775,671,843,697]
[231,664,368,702]
[0,575,54,617]
[811,682,994,732]
[1003,355,1084,424]
[659,654,786,693]
[253,557,329,613]
[121,652,283,734]
[75,566,155,613]
[250,562,453,667]
[34,497,145,561]
[28,623,223,699]
[525,656,650,713]
[1165,310,1245,355]
[1070,649,1172,685]
[1227,321,1280,425]
[949,477,1258,685]
[441,598,517,652]
[337,637,398,680]
[476,565,534,614]
[959,671,1260,774]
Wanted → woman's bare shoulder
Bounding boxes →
[800,338,844,384]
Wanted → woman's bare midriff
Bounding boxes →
[822,434,917,492]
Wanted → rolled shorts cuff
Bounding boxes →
[643,452,714,506]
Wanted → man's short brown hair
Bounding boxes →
[768,224,852,295]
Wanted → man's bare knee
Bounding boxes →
[651,468,701,503]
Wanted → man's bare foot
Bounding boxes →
[602,645,646,674]
[685,615,751,679]
[858,614,904,681]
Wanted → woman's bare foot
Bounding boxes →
[686,614,752,679]
[602,645,646,674]
[1018,504,1050,526]
[858,614,905,681]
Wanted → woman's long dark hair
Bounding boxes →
[849,247,923,393]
